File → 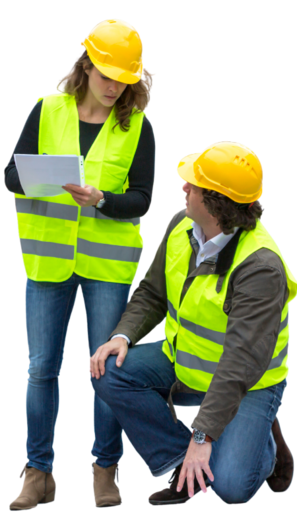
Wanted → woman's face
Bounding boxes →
[86,66,127,107]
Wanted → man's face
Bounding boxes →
[183,182,214,225]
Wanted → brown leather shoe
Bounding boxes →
[267,417,294,492]
[149,463,203,505]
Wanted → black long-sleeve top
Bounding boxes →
[5,100,155,219]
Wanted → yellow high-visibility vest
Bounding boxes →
[15,93,144,283]
[163,217,297,391]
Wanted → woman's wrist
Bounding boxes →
[94,190,104,206]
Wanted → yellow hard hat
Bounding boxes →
[177,142,263,204]
[82,19,143,84]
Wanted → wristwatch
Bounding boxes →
[94,192,106,209]
[192,429,213,444]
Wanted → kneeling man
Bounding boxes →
[91,142,296,505]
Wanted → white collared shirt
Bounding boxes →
[192,222,239,267]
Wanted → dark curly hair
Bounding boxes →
[202,189,263,235]
[57,50,152,132]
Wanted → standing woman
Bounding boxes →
[6,20,155,509]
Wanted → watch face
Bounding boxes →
[193,430,206,444]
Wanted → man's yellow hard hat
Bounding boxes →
[82,20,143,84]
[177,142,263,203]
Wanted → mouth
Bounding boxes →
[104,95,117,100]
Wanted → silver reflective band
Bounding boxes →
[176,343,288,375]
[167,300,177,321]
[167,298,231,345]
[20,237,144,263]
[180,317,225,346]
[16,198,78,222]
[81,207,140,226]
[77,238,142,263]
[278,311,291,333]
[16,199,141,226]
[176,313,288,346]
[167,339,174,358]
[21,239,74,260]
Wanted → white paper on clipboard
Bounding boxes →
[14,154,85,197]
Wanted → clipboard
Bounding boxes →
[14,154,85,197]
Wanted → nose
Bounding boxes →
[183,182,190,193]
[109,80,118,93]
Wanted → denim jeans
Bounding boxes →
[92,340,286,504]
[26,273,130,473]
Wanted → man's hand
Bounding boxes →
[90,337,128,379]
[177,437,214,497]
[62,184,103,207]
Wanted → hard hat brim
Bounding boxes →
[175,153,202,187]
[84,47,142,85]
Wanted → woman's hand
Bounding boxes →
[62,184,103,207]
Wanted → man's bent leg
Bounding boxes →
[210,381,286,504]
[92,341,192,476]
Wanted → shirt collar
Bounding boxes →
[192,222,239,252]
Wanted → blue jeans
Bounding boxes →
[26,273,130,473]
[92,340,286,504]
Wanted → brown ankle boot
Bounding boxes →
[10,465,56,510]
[91,461,124,508]
[267,417,294,492]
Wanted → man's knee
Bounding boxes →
[91,355,123,398]
[211,467,256,504]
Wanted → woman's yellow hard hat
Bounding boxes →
[82,20,143,84]
[177,142,263,203]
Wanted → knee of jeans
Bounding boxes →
[26,360,62,383]
[91,356,120,398]
[211,467,254,504]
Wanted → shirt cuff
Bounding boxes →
[111,334,131,345]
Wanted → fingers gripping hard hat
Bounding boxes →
[177,142,263,203]
[82,19,143,84]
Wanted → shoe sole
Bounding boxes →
[96,502,121,508]
[10,492,55,510]
[8,505,39,512]
[149,487,201,505]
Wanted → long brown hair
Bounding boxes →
[58,51,152,131]
[202,189,263,234]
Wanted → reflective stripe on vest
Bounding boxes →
[15,94,144,283]
[168,301,289,375]
[16,199,140,227]
[16,199,141,262]
[19,237,141,264]
[162,217,297,392]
